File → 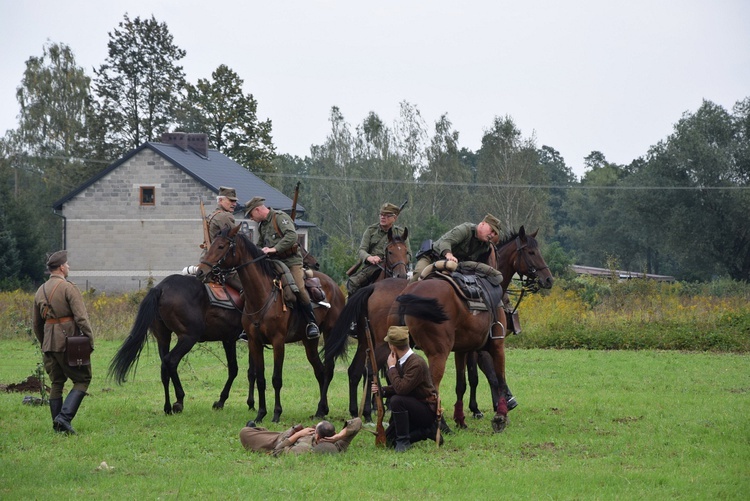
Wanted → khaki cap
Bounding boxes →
[483,213,501,236]
[243,197,266,217]
[218,186,238,201]
[380,203,400,216]
[384,325,410,347]
[46,250,68,269]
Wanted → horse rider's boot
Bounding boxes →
[303,303,320,339]
[506,386,518,411]
[53,389,86,435]
[49,397,63,432]
[393,411,411,452]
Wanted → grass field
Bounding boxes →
[1,338,748,499]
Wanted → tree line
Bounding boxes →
[1,13,748,290]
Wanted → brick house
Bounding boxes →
[52,133,310,292]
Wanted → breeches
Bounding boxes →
[411,256,433,282]
[290,265,311,305]
[44,352,92,399]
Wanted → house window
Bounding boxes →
[140,186,155,206]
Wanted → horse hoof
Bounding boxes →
[473,411,485,419]
[491,414,507,433]
[212,401,225,410]
[172,403,183,413]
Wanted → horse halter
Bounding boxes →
[513,236,549,293]
[382,240,409,279]
[201,234,265,275]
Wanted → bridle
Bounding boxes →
[200,234,267,275]
[380,239,409,279]
[512,236,549,293]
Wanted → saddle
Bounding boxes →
[421,260,506,338]
[205,282,244,310]
[269,260,329,307]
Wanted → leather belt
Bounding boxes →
[45,316,74,324]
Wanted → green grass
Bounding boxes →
[1,339,749,499]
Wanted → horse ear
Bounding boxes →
[387,227,394,240]
[518,226,526,239]
[530,228,539,238]
[402,227,408,241]
[229,224,241,237]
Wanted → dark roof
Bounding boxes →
[52,141,306,217]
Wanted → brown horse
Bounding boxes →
[108,274,243,414]
[196,225,347,423]
[373,227,410,281]
[391,226,553,432]
[327,226,552,428]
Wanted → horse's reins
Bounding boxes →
[201,236,280,319]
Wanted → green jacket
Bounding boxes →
[357,224,411,263]
[258,209,302,266]
[207,208,236,242]
[433,222,492,262]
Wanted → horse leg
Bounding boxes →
[155,332,173,415]
[453,353,469,429]
[467,351,484,419]
[303,338,329,418]
[161,335,198,414]
[476,350,501,412]
[488,339,509,433]
[248,336,267,423]
[270,340,285,423]
[427,351,452,435]
[213,340,239,410]
[347,343,367,420]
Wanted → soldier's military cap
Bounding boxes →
[46,250,68,269]
[483,213,501,236]
[384,325,410,347]
[380,203,401,216]
[243,197,266,217]
[218,186,238,201]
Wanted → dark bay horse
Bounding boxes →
[391,226,553,432]
[196,225,347,423]
[328,227,552,428]
[108,274,242,414]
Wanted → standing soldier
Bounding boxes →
[347,202,411,295]
[32,251,94,434]
[244,197,320,339]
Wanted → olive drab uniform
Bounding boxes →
[257,208,320,338]
[412,222,492,281]
[33,259,94,434]
[346,223,411,295]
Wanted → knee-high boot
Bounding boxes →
[393,411,411,452]
[302,303,320,339]
[53,390,86,435]
[49,397,63,432]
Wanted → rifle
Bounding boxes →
[199,199,210,249]
[290,181,301,221]
[365,317,386,446]
[347,198,409,277]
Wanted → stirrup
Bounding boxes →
[306,323,320,339]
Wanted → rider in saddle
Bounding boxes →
[202,186,243,293]
[411,213,519,410]
[244,197,320,339]
[346,202,411,296]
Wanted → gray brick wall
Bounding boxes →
[63,150,227,292]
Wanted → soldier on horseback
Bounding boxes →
[244,196,320,339]
[202,186,243,293]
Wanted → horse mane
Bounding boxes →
[497,228,538,249]
[235,232,276,279]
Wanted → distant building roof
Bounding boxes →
[52,139,305,217]
[572,265,675,282]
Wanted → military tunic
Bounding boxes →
[257,208,309,304]
[207,208,236,242]
[32,275,94,398]
[412,222,493,280]
[347,223,411,294]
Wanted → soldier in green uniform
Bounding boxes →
[346,202,411,295]
[244,196,320,338]
[32,251,94,434]
[411,213,501,281]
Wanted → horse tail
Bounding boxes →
[396,294,450,324]
[108,286,161,384]
[323,285,376,365]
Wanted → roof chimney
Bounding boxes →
[160,132,188,150]
[187,133,209,157]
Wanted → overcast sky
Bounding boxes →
[1,0,748,178]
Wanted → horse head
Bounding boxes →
[385,227,409,279]
[196,225,244,281]
[510,226,554,291]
